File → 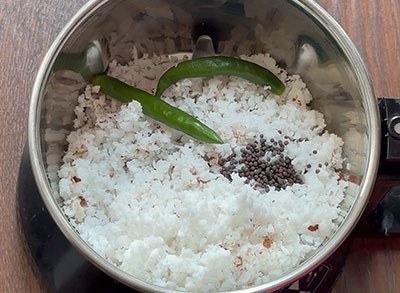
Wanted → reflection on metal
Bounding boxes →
[291,35,368,177]
[192,35,216,59]
[53,39,109,80]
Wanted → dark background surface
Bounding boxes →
[1,0,400,292]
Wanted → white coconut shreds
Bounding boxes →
[58,51,351,292]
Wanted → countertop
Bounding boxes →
[1,0,400,292]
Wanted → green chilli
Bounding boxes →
[93,75,224,144]
[156,56,286,97]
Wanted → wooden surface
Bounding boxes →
[1,0,399,292]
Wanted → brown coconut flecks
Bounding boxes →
[219,135,303,192]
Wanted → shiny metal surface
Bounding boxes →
[28,0,380,292]
[53,39,109,80]
[192,35,216,59]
